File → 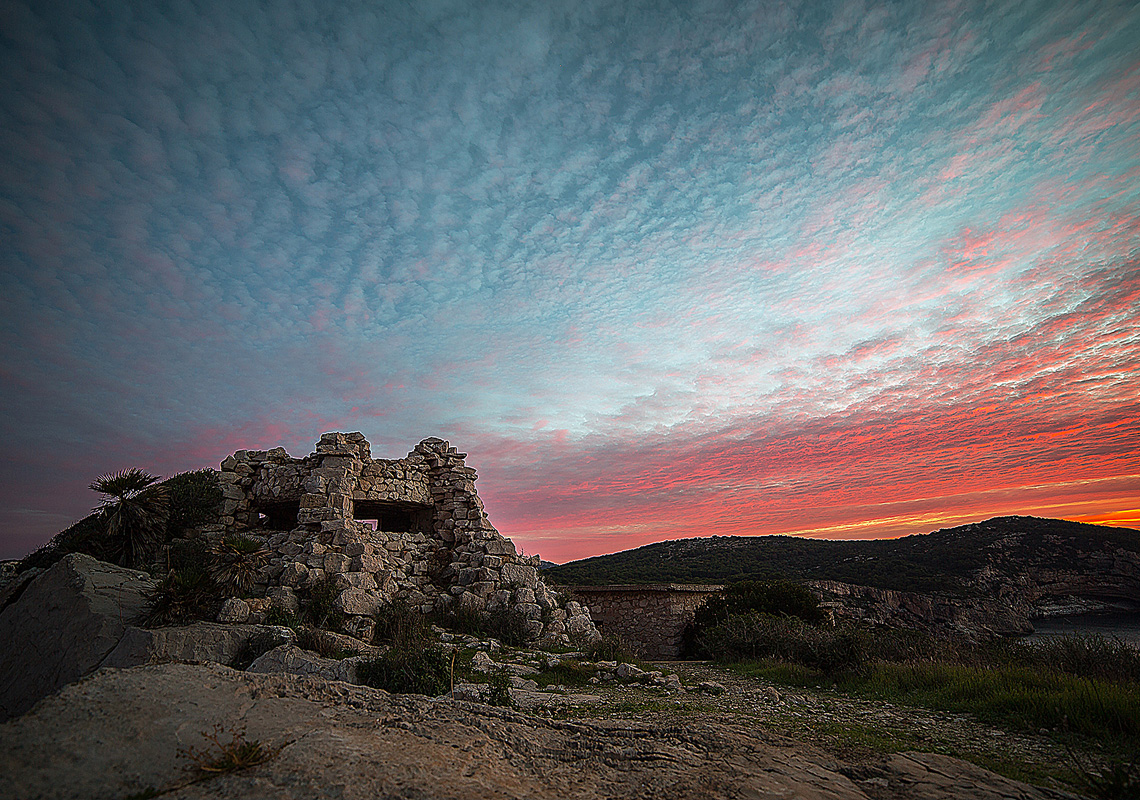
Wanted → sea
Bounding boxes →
[1027,612,1140,648]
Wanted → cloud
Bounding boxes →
[1,0,1137,559]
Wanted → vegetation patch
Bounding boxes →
[19,467,223,573]
[374,599,434,648]
[299,576,345,631]
[534,659,598,688]
[208,534,267,595]
[698,613,869,675]
[178,723,280,774]
[357,645,452,695]
[586,633,639,664]
[163,469,223,537]
[144,566,217,627]
[439,605,531,648]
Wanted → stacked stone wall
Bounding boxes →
[570,585,724,659]
[211,433,598,647]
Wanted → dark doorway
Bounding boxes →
[257,500,301,531]
[353,500,431,533]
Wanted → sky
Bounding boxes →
[1,0,1138,564]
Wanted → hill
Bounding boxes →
[543,516,1140,596]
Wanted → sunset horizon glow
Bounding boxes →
[2,0,1138,563]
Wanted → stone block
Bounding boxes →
[469,581,496,598]
[102,623,293,671]
[483,539,517,557]
[299,493,327,509]
[266,586,300,614]
[457,592,485,614]
[350,553,386,573]
[335,572,377,592]
[334,588,381,616]
[280,562,309,587]
[324,553,352,574]
[0,555,155,721]
[515,602,542,619]
[499,563,537,589]
[216,598,250,624]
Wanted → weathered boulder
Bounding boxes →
[245,644,364,684]
[0,553,154,721]
[100,622,294,669]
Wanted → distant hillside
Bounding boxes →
[543,516,1140,595]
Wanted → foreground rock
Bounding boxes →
[0,553,154,721]
[0,663,1073,800]
[0,554,297,722]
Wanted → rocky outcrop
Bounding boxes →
[810,581,1034,638]
[0,662,1073,800]
[0,554,301,721]
[0,553,155,721]
[245,643,367,683]
[100,622,295,670]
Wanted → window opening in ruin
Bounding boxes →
[352,500,431,533]
[256,500,301,531]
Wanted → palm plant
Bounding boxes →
[209,534,268,594]
[90,468,170,569]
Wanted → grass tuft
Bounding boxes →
[178,723,278,774]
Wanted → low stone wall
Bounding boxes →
[567,584,724,659]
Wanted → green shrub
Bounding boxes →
[684,580,825,657]
[163,469,223,536]
[167,537,211,573]
[438,604,531,647]
[485,668,514,707]
[373,600,433,649]
[1010,634,1140,685]
[144,566,217,626]
[699,612,869,675]
[357,645,452,695]
[300,577,344,631]
[587,634,637,663]
[534,659,598,688]
[483,607,531,647]
[264,605,299,628]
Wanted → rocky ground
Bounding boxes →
[568,661,1081,792]
[0,553,1098,799]
[0,660,1080,800]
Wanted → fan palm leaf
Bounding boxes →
[90,468,171,569]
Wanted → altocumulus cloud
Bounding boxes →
[0,0,1137,560]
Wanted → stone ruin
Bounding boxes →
[214,432,599,647]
